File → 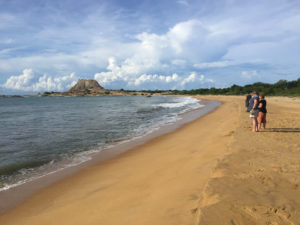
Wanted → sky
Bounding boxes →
[0,0,300,94]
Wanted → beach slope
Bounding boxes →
[1,96,300,225]
[196,96,300,225]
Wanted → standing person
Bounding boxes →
[245,93,252,112]
[257,93,267,129]
[248,91,259,132]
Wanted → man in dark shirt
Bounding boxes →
[248,91,259,132]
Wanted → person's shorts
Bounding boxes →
[249,109,259,118]
[257,111,266,123]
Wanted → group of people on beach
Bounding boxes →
[245,91,267,132]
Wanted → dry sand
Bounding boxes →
[0,96,299,225]
[196,96,300,225]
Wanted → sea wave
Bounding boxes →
[157,97,200,109]
[0,148,101,192]
[137,97,201,113]
[136,106,163,113]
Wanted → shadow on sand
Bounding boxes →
[261,128,300,133]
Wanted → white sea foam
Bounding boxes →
[157,97,200,109]
[0,148,104,192]
[132,97,202,139]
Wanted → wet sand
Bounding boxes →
[0,99,220,215]
[0,96,300,225]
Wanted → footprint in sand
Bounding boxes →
[223,131,235,137]
[200,193,220,208]
[243,205,294,224]
[188,194,200,201]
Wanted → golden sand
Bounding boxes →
[197,96,300,225]
[0,96,299,225]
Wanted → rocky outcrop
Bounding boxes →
[39,79,159,97]
[0,94,5,97]
[67,79,106,96]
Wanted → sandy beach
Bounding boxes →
[1,96,300,225]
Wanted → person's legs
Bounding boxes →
[262,114,266,129]
[255,117,258,132]
[257,112,262,129]
[252,117,258,132]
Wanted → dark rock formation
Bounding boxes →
[38,79,151,97]
[67,79,105,95]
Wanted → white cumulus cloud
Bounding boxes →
[93,20,216,90]
[2,69,78,92]
[3,69,35,90]
[94,57,213,90]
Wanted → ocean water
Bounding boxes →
[0,96,202,191]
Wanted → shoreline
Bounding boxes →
[1,95,299,225]
[0,98,220,215]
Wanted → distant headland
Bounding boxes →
[40,79,155,97]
